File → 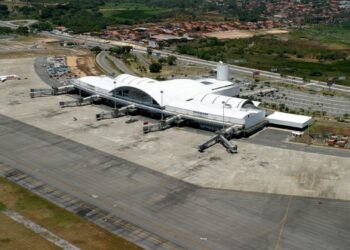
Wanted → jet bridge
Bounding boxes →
[30,85,75,98]
[143,115,184,134]
[198,125,242,154]
[59,95,101,108]
[96,104,137,121]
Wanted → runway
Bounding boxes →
[1,113,350,250]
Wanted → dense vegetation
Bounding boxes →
[177,29,350,86]
[1,0,349,33]
[0,25,29,35]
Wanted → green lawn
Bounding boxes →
[291,25,350,47]
[100,2,170,23]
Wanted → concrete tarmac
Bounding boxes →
[1,113,350,250]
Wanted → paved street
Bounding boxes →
[96,51,133,75]
[1,113,350,250]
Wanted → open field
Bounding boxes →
[0,212,59,250]
[204,29,288,39]
[100,2,170,24]
[292,25,350,47]
[0,177,141,250]
[0,35,81,59]
[177,28,350,86]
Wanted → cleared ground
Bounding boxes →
[0,57,349,200]
[67,54,103,76]
[203,29,288,39]
[0,213,60,250]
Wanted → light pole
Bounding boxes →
[78,79,81,97]
[222,101,225,130]
[308,124,310,145]
[160,90,164,121]
[113,81,116,109]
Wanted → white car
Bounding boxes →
[0,75,20,82]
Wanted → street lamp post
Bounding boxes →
[78,79,81,97]
[113,81,116,109]
[222,101,225,130]
[160,90,164,121]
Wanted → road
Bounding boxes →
[1,113,350,250]
[96,51,134,75]
[42,31,350,94]
[0,19,38,29]
[96,51,117,75]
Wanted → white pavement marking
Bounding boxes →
[3,210,80,250]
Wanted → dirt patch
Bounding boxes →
[67,54,102,77]
[204,29,253,39]
[204,29,289,40]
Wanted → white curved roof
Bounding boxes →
[193,93,255,109]
[78,74,236,107]
[79,75,116,92]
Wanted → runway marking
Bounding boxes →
[275,196,292,250]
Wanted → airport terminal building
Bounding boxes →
[73,72,312,134]
[74,73,270,131]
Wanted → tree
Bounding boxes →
[31,21,53,31]
[91,46,102,54]
[109,46,124,55]
[149,62,162,73]
[0,4,9,18]
[122,46,132,54]
[109,46,132,56]
[0,27,12,35]
[15,26,29,36]
[167,55,177,65]
[18,6,36,16]
[158,57,167,64]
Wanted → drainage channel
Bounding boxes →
[0,165,179,250]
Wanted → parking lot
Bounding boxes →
[241,82,350,116]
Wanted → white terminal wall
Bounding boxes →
[267,112,313,129]
[166,101,266,129]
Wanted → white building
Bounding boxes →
[74,73,312,133]
[266,112,313,129]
